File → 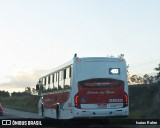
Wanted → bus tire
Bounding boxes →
[42,104,44,117]
[56,104,60,119]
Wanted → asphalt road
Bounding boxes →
[0,108,42,119]
[0,108,130,128]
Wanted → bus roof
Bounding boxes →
[76,57,126,62]
[39,56,126,79]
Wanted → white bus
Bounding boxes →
[36,54,129,119]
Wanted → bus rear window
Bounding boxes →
[78,78,124,88]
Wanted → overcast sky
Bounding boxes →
[0,0,160,92]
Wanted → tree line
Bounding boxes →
[128,63,160,85]
[0,87,36,97]
[0,90,10,97]
[0,63,160,97]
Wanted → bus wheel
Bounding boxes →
[56,104,60,119]
[42,104,44,117]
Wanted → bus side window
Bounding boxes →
[64,66,71,90]
[48,75,50,89]
[53,73,58,90]
[42,78,44,85]
[52,74,55,90]
[57,72,59,82]
[44,77,46,85]
[63,68,66,79]
[42,77,47,92]
[54,73,57,82]
[52,74,54,82]
[58,71,63,90]
[69,66,72,78]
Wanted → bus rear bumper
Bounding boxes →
[72,107,129,118]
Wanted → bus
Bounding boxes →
[36,54,129,119]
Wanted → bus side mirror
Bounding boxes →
[36,84,39,91]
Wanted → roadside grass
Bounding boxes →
[129,110,144,119]
[0,95,40,113]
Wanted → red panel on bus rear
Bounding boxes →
[77,78,126,109]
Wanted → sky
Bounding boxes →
[0,0,160,93]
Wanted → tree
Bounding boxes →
[11,91,30,97]
[130,75,138,83]
[143,74,155,84]
[32,88,36,95]
[25,87,31,94]
[0,90,10,97]
[137,76,143,84]
[143,74,149,84]
[149,76,154,84]
[155,63,160,83]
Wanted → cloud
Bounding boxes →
[0,69,47,93]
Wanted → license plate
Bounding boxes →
[107,103,123,108]
[97,104,107,108]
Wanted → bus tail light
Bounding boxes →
[74,94,81,109]
[123,93,128,107]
